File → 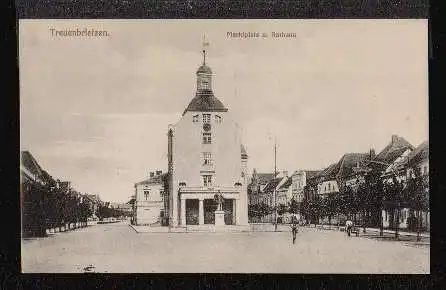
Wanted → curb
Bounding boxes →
[306,225,430,238]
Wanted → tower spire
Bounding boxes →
[202,34,209,65]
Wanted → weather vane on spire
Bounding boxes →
[202,34,209,65]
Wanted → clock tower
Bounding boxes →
[167,45,249,230]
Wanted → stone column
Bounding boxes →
[235,198,241,225]
[199,198,204,225]
[232,199,237,225]
[180,197,186,226]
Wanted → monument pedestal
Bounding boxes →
[214,210,225,226]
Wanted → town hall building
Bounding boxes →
[166,49,249,229]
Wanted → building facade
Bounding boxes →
[405,140,429,231]
[167,51,249,228]
[375,135,414,229]
[248,170,275,205]
[134,171,166,226]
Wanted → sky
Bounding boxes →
[19,20,428,203]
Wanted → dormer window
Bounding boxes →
[193,115,199,123]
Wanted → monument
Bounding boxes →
[214,191,225,226]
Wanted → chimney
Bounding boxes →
[150,172,154,178]
[369,148,375,160]
[391,134,398,144]
[283,170,288,177]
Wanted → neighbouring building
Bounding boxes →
[255,175,287,222]
[276,175,294,223]
[166,49,249,228]
[248,169,275,205]
[291,170,321,203]
[134,171,167,226]
[406,140,429,231]
[374,135,414,229]
[316,163,340,197]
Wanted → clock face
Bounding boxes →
[203,123,211,131]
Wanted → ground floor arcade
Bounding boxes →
[176,186,248,227]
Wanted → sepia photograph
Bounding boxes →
[19,19,429,273]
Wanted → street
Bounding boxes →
[21,222,429,273]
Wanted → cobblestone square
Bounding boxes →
[21,222,429,273]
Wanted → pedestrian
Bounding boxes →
[345,218,353,237]
[291,222,298,244]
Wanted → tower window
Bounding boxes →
[203,152,213,165]
[202,81,209,90]
[193,115,199,123]
[203,114,211,124]
[202,132,211,144]
[215,115,222,123]
[203,175,212,187]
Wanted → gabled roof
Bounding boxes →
[135,173,167,186]
[183,91,228,116]
[374,135,414,165]
[262,177,283,193]
[305,170,321,179]
[408,140,428,166]
[336,153,370,179]
[278,177,292,190]
[319,163,339,180]
[316,152,370,181]
[251,172,276,186]
[21,151,44,179]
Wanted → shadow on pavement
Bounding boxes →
[358,233,430,248]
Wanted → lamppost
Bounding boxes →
[267,131,279,232]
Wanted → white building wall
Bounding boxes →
[170,110,247,226]
[317,180,339,196]
[136,182,164,225]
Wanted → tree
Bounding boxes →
[323,193,339,228]
[364,172,385,236]
[310,194,323,224]
[299,197,310,224]
[288,199,299,215]
[405,168,429,241]
[383,176,404,239]
[356,181,371,233]
[339,185,354,220]
[96,205,112,220]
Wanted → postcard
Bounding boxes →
[19,19,429,273]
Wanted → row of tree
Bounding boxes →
[22,178,93,237]
[249,169,429,240]
[96,205,132,220]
